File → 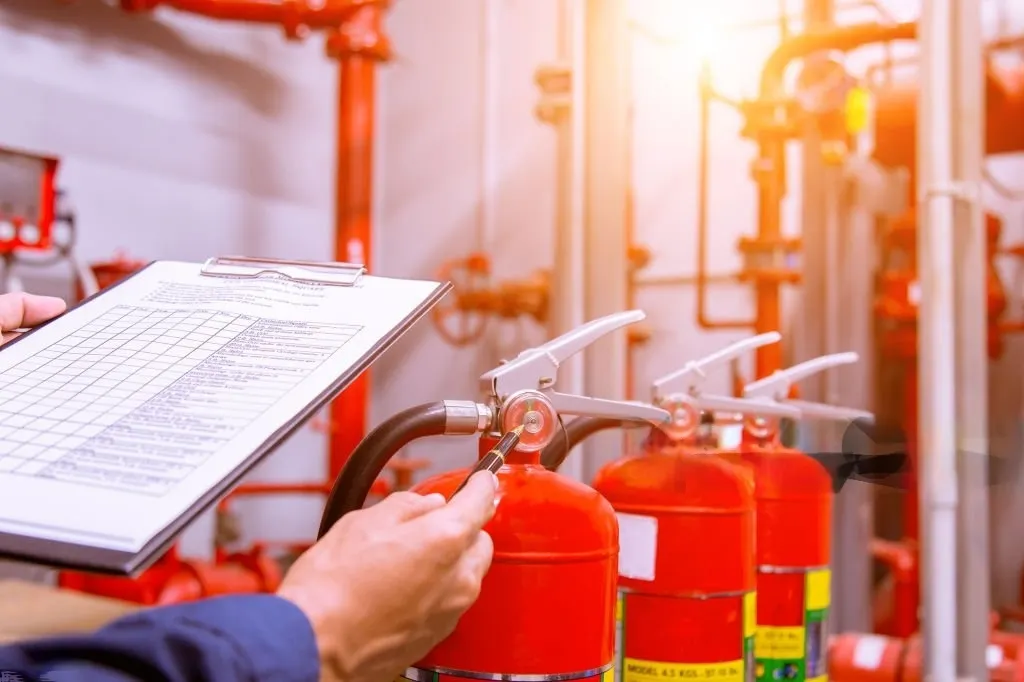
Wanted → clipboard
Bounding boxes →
[0,256,452,575]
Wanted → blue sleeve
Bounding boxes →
[0,593,320,682]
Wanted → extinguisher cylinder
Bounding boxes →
[722,448,834,682]
[402,439,619,680]
[593,451,757,682]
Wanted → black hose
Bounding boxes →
[540,417,631,473]
[318,401,449,539]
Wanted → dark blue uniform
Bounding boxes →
[0,594,319,681]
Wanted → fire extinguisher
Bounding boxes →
[539,332,801,682]
[318,310,671,682]
[728,352,874,682]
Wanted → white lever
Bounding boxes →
[651,332,782,398]
[783,398,876,424]
[744,352,859,400]
[481,310,671,426]
[742,352,875,425]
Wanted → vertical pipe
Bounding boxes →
[549,0,586,482]
[329,5,383,478]
[953,0,989,678]
[580,0,630,481]
[917,0,959,679]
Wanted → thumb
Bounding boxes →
[439,471,498,533]
[0,293,66,331]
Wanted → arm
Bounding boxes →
[0,594,319,682]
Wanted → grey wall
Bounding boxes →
[1,0,1024,611]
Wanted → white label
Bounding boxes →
[907,280,921,306]
[987,644,1004,669]
[851,635,887,670]
[717,424,743,450]
[616,512,658,581]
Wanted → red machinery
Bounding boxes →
[0,147,58,255]
[869,60,1024,636]
[318,311,671,682]
[829,629,1024,682]
[539,333,801,682]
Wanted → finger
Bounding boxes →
[434,471,498,533]
[369,490,447,523]
[0,293,66,332]
[462,530,494,582]
[0,331,20,346]
[448,531,494,611]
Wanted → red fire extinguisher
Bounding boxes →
[540,332,801,682]
[727,352,875,682]
[318,310,671,682]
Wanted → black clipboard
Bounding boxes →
[0,257,452,576]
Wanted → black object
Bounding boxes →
[319,402,450,539]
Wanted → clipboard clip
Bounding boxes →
[201,256,367,287]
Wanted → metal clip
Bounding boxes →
[651,332,800,422]
[743,352,875,423]
[480,310,671,425]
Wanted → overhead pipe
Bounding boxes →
[119,0,383,39]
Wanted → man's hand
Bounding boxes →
[279,470,498,682]
[0,292,67,344]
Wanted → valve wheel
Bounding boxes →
[431,253,492,347]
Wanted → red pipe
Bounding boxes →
[325,5,390,478]
[57,2,393,605]
[119,0,384,39]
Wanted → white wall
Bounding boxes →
[2,0,1024,611]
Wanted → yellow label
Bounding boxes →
[844,86,871,134]
[805,569,831,612]
[743,592,757,639]
[617,592,624,622]
[807,677,828,682]
[623,658,744,682]
[602,669,615,682]
[754,626,806,660]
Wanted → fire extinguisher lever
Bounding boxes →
[649,333,799,434]
[480,309,671,427]
[651,331,783,398]
[742,352,876,423]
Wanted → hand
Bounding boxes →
[279,470,498,682]
[0,292,67,345]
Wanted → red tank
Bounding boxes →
[829,631,1024,682]
[718,438,833,682]
[591,441,757,682]
[404,434,619,682]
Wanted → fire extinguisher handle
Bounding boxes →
[480,309,647,398]
[743,351,861,400]
[650,331,782,399]
[683,393,801,419]
[547,391,671,426]
[777,398,875,424]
